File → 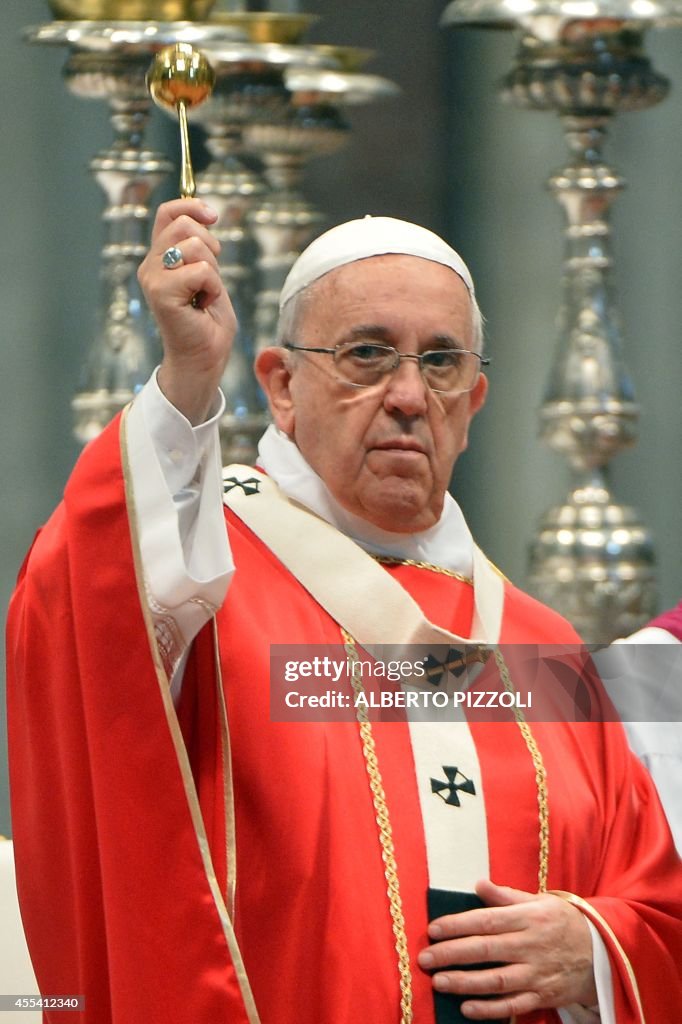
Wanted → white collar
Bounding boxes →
[256,425,474,576]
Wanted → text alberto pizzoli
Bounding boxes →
[282,657,531,710]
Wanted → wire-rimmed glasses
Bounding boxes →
[283,340,489,395]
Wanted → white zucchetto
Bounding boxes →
[279,214,475,310]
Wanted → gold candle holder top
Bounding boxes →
[147,43,215,199]
[48,0,216,18]
[310,46,375,72]
[206,11,318,45]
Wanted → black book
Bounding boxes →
[427,888,509,1024]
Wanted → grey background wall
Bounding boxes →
[1,0,680,835]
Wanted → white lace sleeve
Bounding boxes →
[124,371,235,691]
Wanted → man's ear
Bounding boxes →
[254,347,295,435]
[469,371,488,418]
[457,372,489,455]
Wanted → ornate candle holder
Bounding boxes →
[245,44,400,359]
[28,7,398,466]
[25,19,243,443]
[443,0,682,641]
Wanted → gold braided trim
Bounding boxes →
[371,554,473,586]
[494,650,550,893]
[342,628,413,1024]
[340,634,549,1024]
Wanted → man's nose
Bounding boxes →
[382,356,429,416]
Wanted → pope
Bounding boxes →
[7,198,682,1024]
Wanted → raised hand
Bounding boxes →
[137,197,238,424]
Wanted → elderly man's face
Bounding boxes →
[257,254,488,533]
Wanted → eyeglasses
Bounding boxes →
[283,340,490,395]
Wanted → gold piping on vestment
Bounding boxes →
[371,554,473,586]
[550,890,646,1024]
[213,617,237,923]
[342,628,414,1024]
[120,408,261,1024]
[494,650,550,894]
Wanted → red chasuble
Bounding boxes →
[7,414,682,1024]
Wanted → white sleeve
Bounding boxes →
[124,371,235,691]
[595,638,682,851]
[616,627,681,645]
[558,921,613,1024]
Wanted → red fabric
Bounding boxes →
[7,417,252,1024]
[220,511,682,1024]
[7,415,682,1024]
[646,599,682,640]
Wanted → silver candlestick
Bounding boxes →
[246,44,400,359]
[244,96,346,359]
[25,19,244,443]
[28,9,398,467]
[443,0,682,641]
